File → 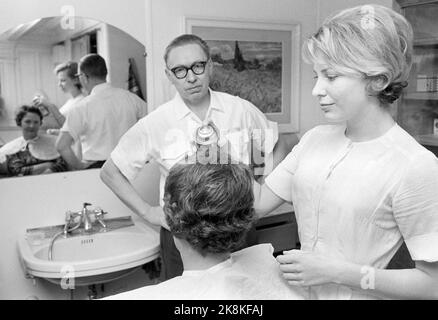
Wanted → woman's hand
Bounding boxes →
[46,129,60,136]
[276,249,346,287]
[33,96,58,115]
[33,95,49,108]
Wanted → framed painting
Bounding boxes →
[185,17,300,133]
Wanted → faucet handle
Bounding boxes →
[94,207,107,229]
[64,211,73,234]
[83,202,92,210]
[94,207,107,216]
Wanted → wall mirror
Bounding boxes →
[0,16,147,177]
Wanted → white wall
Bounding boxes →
[146,0,393,137]
[0,0,147,46]
[105,24,147,99]
[0,165,160,300]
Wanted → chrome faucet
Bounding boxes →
[63,203,107,235]
[82,202,93,232]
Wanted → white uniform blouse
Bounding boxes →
[265,124,438,299]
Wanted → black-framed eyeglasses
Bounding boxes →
[168,61,208,79]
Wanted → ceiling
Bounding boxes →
[0,17,100,45]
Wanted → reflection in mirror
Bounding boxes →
[0,16,147,178]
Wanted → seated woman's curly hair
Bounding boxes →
[163,161,255,256]
[15,105,43,126]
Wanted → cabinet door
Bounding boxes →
[397,2,438,150]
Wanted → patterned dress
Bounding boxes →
[6,144,67,176]
[0,134,67,177]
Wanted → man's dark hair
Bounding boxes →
[79,54,108,79]
[164,34,211,64]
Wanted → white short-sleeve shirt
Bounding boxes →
[59,94,85,116]
[111,89,278,206]
[60,94,85,160]
[61,83,146,161]
[265,124,438,299]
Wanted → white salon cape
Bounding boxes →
[103,244,306,300]
[0,134,60,163]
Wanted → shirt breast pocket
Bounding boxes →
[160,143,191,170]
[224,129,250,163]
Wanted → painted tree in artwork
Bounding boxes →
[233,41,246,72]
[208,40,282,113]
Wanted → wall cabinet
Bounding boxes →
[396,0,438,154]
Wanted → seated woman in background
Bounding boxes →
[104,157,305,300]
[0,105,67,177]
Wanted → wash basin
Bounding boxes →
[18,216,160,286]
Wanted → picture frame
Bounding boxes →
[184,17,300,133]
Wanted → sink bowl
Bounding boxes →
[18,217,160,286]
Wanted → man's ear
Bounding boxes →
[73,77,81,87]
[165,68,173,83]
[173,236,185,252]
[207,59,214,75]
[81,74,90,88]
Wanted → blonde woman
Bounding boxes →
[34,61,85,132]
[255,5,438,299]
[34,62,85,159]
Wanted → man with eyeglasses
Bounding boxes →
[101,34,289,280]
[56,54,147,170]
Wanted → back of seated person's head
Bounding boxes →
[79,54,108,80]
[163,156,255,256]
[15,105,42,127]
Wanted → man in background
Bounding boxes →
[101,34,289,279]
[56,54,147,170]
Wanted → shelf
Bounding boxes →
[417,134,438,146]
[414,38,438,46]
[404,92,438,100]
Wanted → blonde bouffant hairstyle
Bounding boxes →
[304,4,413,106]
